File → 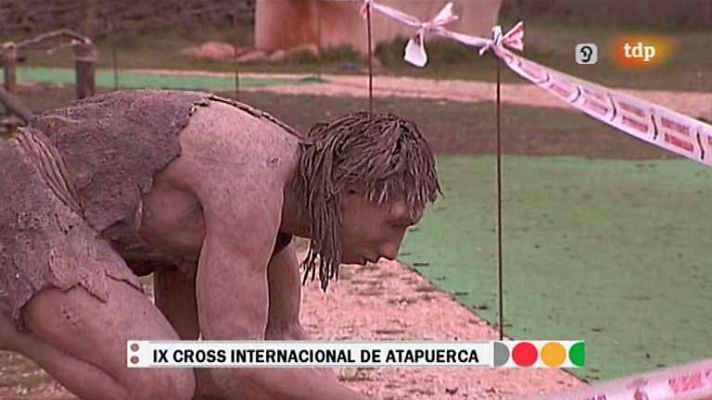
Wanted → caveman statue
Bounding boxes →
[0,90,440,399]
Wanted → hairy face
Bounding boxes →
[339,190,423,265]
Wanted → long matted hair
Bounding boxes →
[295,111,441,290]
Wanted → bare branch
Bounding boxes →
[0,86,33,124]
[15,29,92,51]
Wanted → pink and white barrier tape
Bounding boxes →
[524,359,712,400]
[359,0,712,167]
[498,46,712,167]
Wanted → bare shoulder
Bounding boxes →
[154,99,299,252]
[164,98,299,199]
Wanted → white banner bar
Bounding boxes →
[127,341,492,368]
[126,340,584,369]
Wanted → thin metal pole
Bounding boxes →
[496,56,505,341]
[232,12,240,99]
[366,2,373,114]
[315,0,323,81]
[112,47,118,91]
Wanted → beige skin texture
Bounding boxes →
[0,100,421,399]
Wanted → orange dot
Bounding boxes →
[541,342,567,368]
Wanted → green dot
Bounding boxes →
[569,342,586,367]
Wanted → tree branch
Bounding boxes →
[0,86,33,124]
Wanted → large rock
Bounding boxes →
[181,42,243,62]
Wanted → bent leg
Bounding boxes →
[154,268,200,340]
[9,276,195,400]
[1,310,136,399]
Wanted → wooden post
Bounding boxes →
[74,42,97,99]
[2,43,17,94]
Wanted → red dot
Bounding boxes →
[512,342,538,367]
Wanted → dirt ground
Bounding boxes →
[300,259,584,399]
[0,257,584,399]
[1,77,709,399]
[123,69,712,121]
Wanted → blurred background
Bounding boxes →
[1,0,711,89]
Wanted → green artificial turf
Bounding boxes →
[399,156,712,382]
[7,67,320,90]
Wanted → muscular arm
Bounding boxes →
[196,192,364,400]
[266,240,306,340]
[265,241,357,391]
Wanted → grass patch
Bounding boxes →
[399,155,712,381]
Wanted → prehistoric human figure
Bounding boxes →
[0,90,440,399]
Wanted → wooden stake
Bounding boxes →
[74,42,97,99]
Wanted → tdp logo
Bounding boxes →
[623,42,656,62]
[613,36,673,69]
